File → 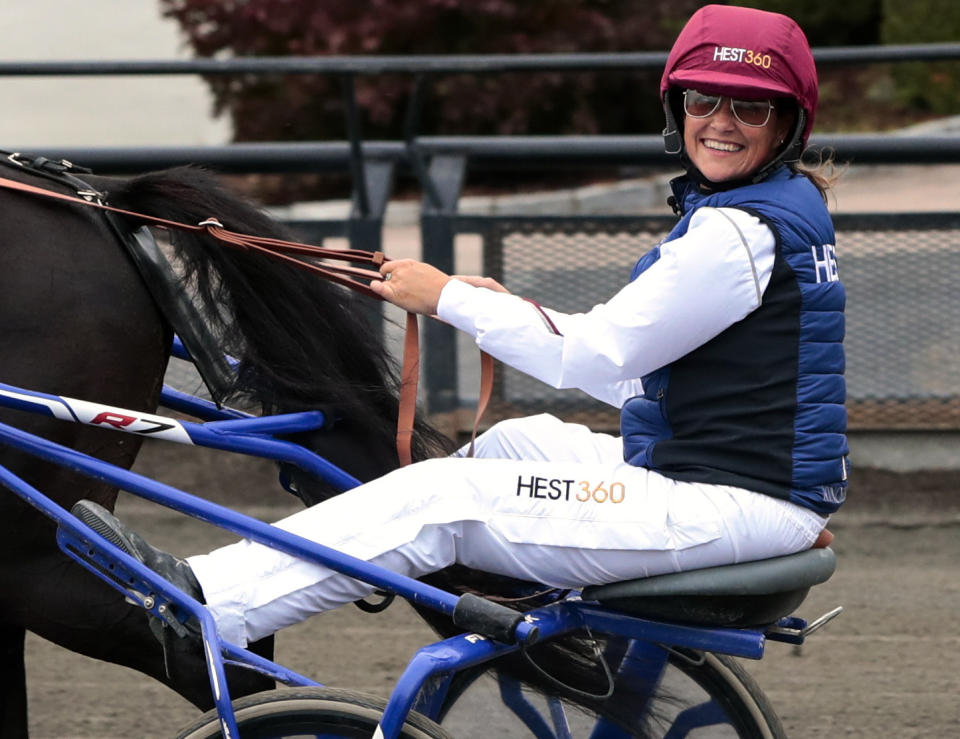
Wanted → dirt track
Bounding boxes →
[21,442,960,738]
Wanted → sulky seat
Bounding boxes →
[582,547,836,627]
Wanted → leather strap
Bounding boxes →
[466,351,494,459]
[0,174,388,291]
[0,174,495,467]
[395,313,419,467]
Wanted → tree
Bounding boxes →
[161,0,705,200]
[882,0,960,116]
[735,0,882,46]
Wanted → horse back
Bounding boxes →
[0,165,169,540]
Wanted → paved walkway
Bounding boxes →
[829,163,960,213]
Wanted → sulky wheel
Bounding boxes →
[434,648,786,738]
[176,686,452,739]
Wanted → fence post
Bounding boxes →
[419,154,467,426]
[346,157,395,339]
[348,157,394,254]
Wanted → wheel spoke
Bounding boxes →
[433,650,785,738]
[663,700,731,738]
[546,696,573,739]
[499,674,557,738]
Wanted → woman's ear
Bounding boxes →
[775,100,798,149]
[778,117,794,147]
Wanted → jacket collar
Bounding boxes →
[668,164,791,216]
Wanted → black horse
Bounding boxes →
[0,163,657,737]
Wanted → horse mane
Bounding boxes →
[103,166,453,484]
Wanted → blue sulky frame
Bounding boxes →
[0,339,811,738]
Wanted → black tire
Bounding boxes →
[175,686,453,739]
[672,652,786,739]
[436,649,785,738]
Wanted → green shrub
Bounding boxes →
[882,0,960,116]
[160,0,703,143]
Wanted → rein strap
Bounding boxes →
[0,174,492,467]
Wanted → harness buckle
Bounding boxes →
[76,189,104,204]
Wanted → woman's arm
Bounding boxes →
[375,207,776,407]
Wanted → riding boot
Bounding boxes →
[70,499,205,679]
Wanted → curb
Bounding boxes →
[268,173,675,228]
[828,512,960,529]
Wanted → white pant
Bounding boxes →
[189,414,826,646]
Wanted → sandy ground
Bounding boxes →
[21,441,960,738]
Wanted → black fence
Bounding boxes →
[4,45,959,432]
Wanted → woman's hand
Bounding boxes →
[370,259,452,315]
[451,275,511,294]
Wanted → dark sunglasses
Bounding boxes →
[683,89,774,128]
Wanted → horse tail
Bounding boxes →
[102,166,451,484]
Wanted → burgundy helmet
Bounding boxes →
[660,4,818,177]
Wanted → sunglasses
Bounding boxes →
[683,90,775,128]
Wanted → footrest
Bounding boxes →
[582,548,836,627]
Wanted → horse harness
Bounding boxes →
[0,153,493,466]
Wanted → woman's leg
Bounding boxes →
[188,455,824,647]
[456,413,624,462]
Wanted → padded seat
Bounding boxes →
[582,548,836,627]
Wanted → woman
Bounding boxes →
[79,4,846,652]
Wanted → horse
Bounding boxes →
[0,162,661,737]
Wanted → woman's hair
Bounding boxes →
[775,98,842,201]
[790,155,843,202]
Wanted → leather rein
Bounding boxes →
[0,173,492,467]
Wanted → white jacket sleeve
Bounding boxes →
[436,207,776,408]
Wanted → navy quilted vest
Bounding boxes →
[620,167,848,514]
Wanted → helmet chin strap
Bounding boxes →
[662,97,684,156]
[662,99,807,193]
